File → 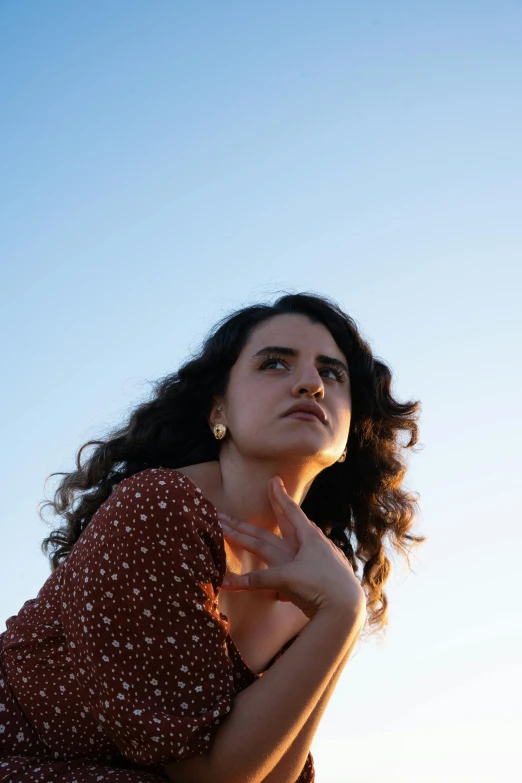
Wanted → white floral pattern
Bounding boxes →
[0,468,314,782]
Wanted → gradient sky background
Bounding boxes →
[1,2,521,781]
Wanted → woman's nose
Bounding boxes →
[291,368,324,397]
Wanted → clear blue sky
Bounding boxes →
[1,2,520,781]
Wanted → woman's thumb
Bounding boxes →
[223,566,284,593]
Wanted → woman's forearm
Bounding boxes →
[261,635,357,783]
[206,602,364,783]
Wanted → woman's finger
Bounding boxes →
[268,479,298,545]
[271,477,315,540]
[218,523,292,567]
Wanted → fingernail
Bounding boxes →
[217,512,232,521]
[217,520,231,530]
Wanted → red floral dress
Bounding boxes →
[0,468,314,781]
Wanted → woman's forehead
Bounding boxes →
[244,314,343,357]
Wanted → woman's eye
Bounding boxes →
[322,367,339,380]
[257,356,288,371]
[259,357,345,382]
[263,359,285,370]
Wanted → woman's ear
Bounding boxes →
[208,399,225,429]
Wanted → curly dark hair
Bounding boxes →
[40,291,425,636]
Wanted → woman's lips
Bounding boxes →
[284,412,322,422]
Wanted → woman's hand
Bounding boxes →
[216,476,366,622]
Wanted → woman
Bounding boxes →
[0,292,424,782]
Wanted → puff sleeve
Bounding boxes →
[60,467,235,766]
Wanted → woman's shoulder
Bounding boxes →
[113,466,216,510]
[168,461,222,504]
[115,466,223,552]
[109,466,220,529]
[66,465,226,582]
[70,466,222,563]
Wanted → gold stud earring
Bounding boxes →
[213,423,227,440]
[213,405,226,439]
[337,446,347,463]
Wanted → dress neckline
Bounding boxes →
[170,468,266,678]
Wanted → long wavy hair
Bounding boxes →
[40,291,425,636]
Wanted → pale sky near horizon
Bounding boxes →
[1,2,521,781]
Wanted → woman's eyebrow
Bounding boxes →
[252,345,349,375]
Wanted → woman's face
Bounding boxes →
[217,313,352,468]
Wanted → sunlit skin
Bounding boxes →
[207,313,352,574]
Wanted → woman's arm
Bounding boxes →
[260,636,356,783]
[165,601,364,783]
